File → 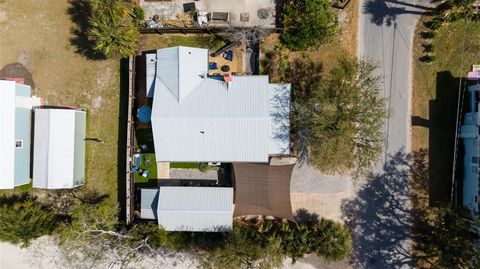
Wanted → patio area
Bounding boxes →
[139,0,278,28]
[208,42,247,75]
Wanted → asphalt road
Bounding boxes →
[351,0,434,268]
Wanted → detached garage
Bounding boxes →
[33,108,86,189]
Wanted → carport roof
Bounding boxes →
[232,163,294,220]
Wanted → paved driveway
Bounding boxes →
[290,162,353,222]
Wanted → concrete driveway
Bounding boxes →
[290,162,353,222]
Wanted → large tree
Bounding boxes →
[415,206,480,268]
[292,58,385,175]
[0,196,57,247]
[88,0,140,58]
[281,0,338,51]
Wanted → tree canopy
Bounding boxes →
[0,195,57,247]
[87,0,140,58]
[292,58,385,175]
[415,206,480,268]
[281,0,338,51]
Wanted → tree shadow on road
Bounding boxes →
[363,0,435,26]
[341,149,415,268]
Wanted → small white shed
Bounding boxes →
[141,186,234,232]
[33,108,86,189]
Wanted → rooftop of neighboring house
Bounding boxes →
[32,108,87,189]
[0,80,41,189]
[147,46,291,163]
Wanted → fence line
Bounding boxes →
[140,27,284,34]
[125,56,136,224]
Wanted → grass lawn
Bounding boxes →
[170,163,200,169]
[0,1,120,205]
[135,153,157,182]
[411,18,480,204]
[138,34,226,52]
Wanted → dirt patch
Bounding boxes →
[0,63,35,88]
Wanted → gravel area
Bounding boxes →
[169,168,218,180]
[291,162,351,193]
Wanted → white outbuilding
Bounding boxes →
[141,186,234,232]
[33,108,86,189]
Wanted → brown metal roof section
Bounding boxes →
[232,163,294,221]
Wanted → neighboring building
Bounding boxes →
[141,187,234,232]
[147,46,291,163]
[461,83,480,218]
[32,108,86,189]
[0,80,40,189]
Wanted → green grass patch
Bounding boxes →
[15,181,33,192]
[135,153,157,183]
[170,162,199,169]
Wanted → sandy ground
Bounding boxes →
[0,239,344,269]
[0,237,198,269]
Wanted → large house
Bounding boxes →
[147,46,291,163]
[140,46,293,231]
[0,80,41,189]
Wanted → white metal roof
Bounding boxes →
[155,46,208,102]
[33,109,86,189]
[156,186,233,232]
[141,188,159,219]
[268,83,291,155]
[0,80,16,189]
[150,46,291,162]
[146,53,156,98]
[152,76,271,162]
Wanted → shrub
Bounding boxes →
[422,31,437,39]
[132,4,145,26]
[420,55,436,63]
[423,43,435,53]
[312,219,352,262]
[198,226,284,269]
[0,197,57,247]
[425,17,443,31]
[198,162,210,172]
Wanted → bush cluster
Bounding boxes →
[0,195,57,247]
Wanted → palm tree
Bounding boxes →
[88,0,140,58]
[439,0,478,21]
